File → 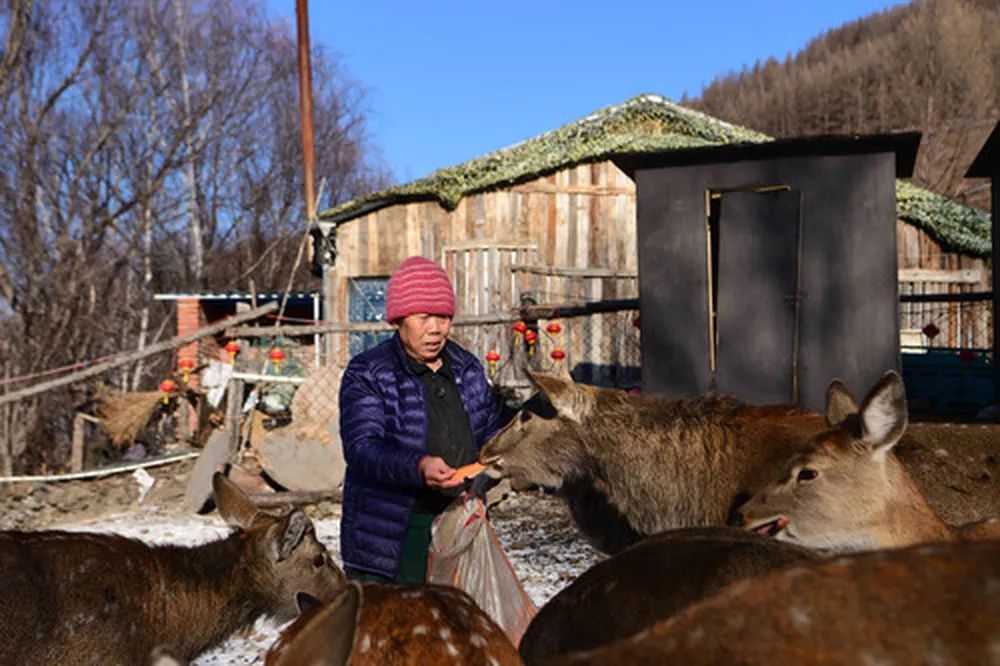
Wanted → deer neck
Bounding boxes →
[152,535,273,658]
[872,463,953,548]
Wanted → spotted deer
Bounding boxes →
[0,473,345,665]
[266,580,523,666]
[552,539,1000,665]
[738,371,1000,552]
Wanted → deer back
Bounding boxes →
[519,527,821,664]
[0,473,344,664]
[266,582,523,666]
[556,539,1000,665]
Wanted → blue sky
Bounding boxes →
[266,1,906,185]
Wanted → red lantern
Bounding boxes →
[524,329,538,356]
[550,348,566,362]
[159,378,176,404]
[512,321,527,336]
[546,322,562,335]
[224,340,241,364]
[269,347,286,373]
[958,349,976,363]
[922,322,940,340]
[178,358,195,382]
[485,350,501,378]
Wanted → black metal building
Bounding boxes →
[614,132,920,411]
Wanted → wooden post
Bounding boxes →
[71,412,86,472]
[70,412,101,473]
[992,171,998,403]
[226,377,244,455]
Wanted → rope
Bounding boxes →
[0,451,199,484]
[0,352,122,388]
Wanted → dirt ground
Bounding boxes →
[896,422,1000,524]
[0,421,997,532]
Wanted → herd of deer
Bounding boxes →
[1,370,997,664]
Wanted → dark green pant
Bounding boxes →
[350,512,436,584]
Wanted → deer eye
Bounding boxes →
[796,468,819,482]
[313,554,326,568]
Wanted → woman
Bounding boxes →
[338,256,502,582]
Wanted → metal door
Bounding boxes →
[715,189,802,403]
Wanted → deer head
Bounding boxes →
[737,371,924,552]
[213,473,346,621]
[479,371,595,489]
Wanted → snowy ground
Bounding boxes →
[49,483,603,664]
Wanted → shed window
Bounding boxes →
[348,277,392,356]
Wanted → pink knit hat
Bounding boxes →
[385,256,456,321]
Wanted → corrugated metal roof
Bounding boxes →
[153,291,318,301]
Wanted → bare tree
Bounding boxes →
[0,0,387,472]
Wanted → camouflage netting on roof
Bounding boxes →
[320,94,768,219]
[320,93,990,256]
[895,181,991,258]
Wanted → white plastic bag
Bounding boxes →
[428,493,536,645]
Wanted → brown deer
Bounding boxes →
[479,371,827,552]
[738,371,1000,552]
[266,580,523,666]
[518,527,821,664]
[0,473,345,665]
[551,539,1000,665]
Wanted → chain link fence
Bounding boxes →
[899,294,994,411]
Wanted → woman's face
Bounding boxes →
[394,314,452,363]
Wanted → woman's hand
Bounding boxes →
[419,456,464,489]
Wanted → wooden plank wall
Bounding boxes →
[327,160,640,365]
[896,221,990,349]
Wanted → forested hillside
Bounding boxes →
[686,0,999,208]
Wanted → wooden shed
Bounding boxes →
[314,94,991,368]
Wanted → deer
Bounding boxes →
[0,472,345,665]
[478,371,828,553]
[550,539,1000,665]
[738,370,1000,552]
[266,580,523,666]
[518,526,821,664]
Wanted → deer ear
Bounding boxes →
[858,371,907,459]
[281,582,362,666]
[825,379,858,426]
[276,511,312,561]
[213,472,260,530]
[527,370,592,423]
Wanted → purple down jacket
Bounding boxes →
[338,333,502,578]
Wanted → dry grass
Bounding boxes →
[96,390,165,448]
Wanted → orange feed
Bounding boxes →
[449,462,486,482]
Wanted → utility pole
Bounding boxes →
[295,0,337,363]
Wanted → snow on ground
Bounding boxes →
[53,489,603,663]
